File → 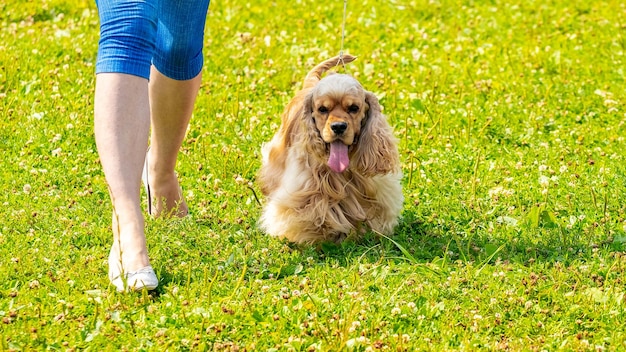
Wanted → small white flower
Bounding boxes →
[348,320,361,332]
[604,99,618,106]
[488,186,515,200]
[23,184,31,194]
[31,112,44,120]
[594,89,609,98]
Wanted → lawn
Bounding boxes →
[2,0,626,350]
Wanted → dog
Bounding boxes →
[257,55,403,243]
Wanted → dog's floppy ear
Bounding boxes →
[301,91,326,154]
[276,89,313,148]
[302,91,315,127]
[353,91,400,175]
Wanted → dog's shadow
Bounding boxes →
[306,216,440,270]
[352,208,620,269]
[145,206,604,297]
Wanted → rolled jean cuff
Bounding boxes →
[153,51,204,81]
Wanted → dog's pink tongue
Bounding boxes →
[328,141,349,173]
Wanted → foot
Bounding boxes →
[144,149,188,218]
[108,212,158,291]
[109,248,158,292]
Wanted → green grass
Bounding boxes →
[2,0,626,350]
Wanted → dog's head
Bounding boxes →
[302,73,398,175]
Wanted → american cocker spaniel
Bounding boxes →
[258,55,403,243]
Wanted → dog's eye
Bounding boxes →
[318,106,329,114]
[348,105,360,113]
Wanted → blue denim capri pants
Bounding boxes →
[95,0,210,81]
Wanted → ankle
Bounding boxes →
[144,165,188,218]
[111,211,151,271]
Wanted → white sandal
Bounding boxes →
[108,247,158,292]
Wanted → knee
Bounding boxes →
[158,35,201,64]
[156,17,204,62]
[153,23,204,80]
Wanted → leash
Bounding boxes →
[338,0,348,69]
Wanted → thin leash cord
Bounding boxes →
[338,0,348,69]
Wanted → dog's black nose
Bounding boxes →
[330,122,348,135]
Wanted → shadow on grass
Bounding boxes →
[311,208,624,270]
[144,207,624,292]
[307,209,449,268]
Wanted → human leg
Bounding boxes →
[95,73,157,290]
[95,0,157,290]
[145,68,201,217]
[145,0,210,217]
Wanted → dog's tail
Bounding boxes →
[302,54,357,89]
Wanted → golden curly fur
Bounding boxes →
[257,55,403,243]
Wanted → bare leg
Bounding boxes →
[146,66,202,217]
[94,73,151,273]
